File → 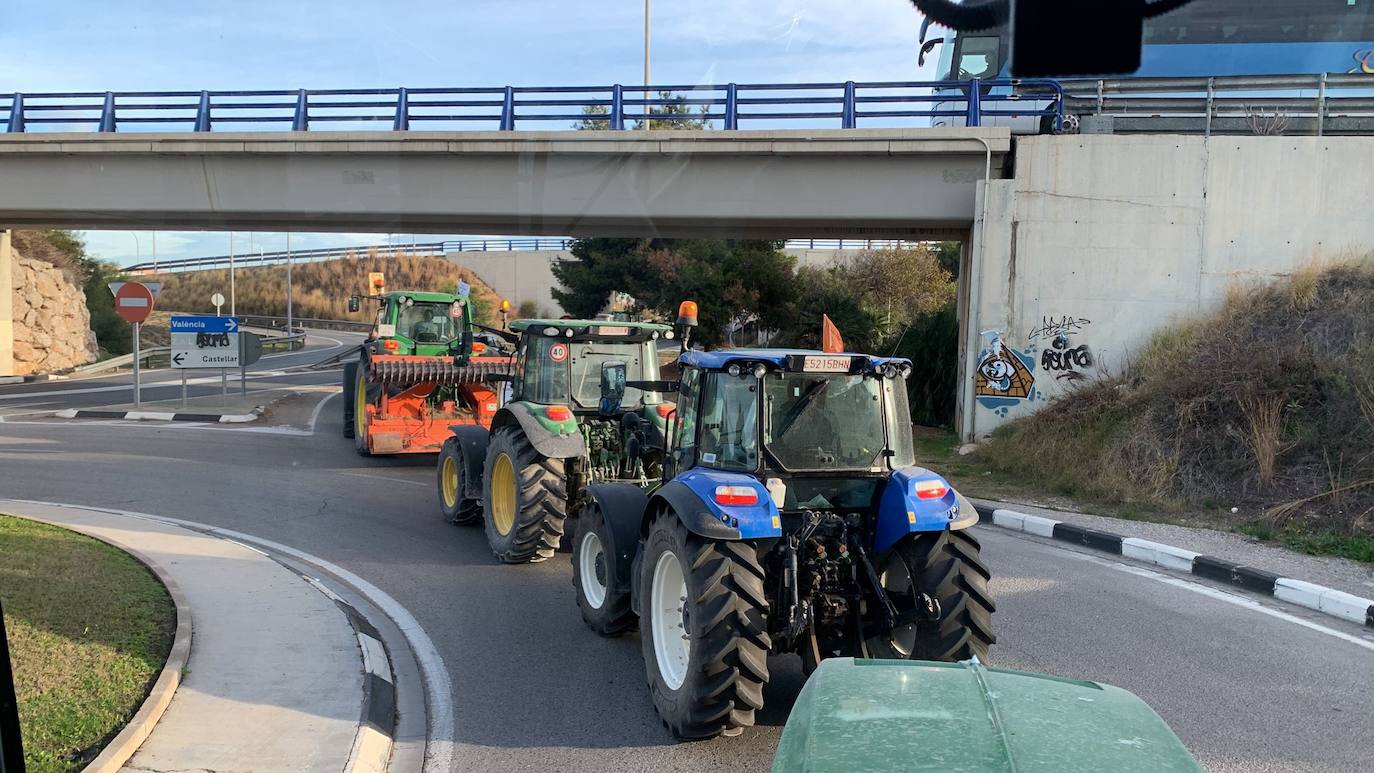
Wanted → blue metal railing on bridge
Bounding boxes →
[0,80,1063,134]
[122,237,929,273]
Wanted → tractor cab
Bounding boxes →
[507,318,676,428]
[351,289,482,362]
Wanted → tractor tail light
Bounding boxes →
[471,341,487,354]
[713,485,757,506]
[382,340,400,352]
[656,403,676,418]
[546,405,573,422]
[914,479,949,500]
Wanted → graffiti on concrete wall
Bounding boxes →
[975,330,1036,416]
[1027,314,1092,342]
[1040,334,1093,381]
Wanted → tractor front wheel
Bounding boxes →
[572,499,635,636]
[437,438,481,525]
[864,529,996,663]
[353,364,373,457]
[342,362,357,438]
[481,425,567,563]
[640,511,769,740]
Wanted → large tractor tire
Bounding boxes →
[865,529,995,663]
[352,363,373,457]
[572,499,636,637]
[437,438,482,526]
[342,361,357,439]
[481,425,567,563]
[640,510,770,740]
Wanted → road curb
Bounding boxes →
[53,408,261,423]
[304,577,396,773]
[974,503,1374,629]
[4,513,193,773]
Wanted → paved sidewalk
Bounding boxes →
[1,500,367,773]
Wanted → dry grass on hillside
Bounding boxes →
[149,252,499,325]
[980,259,1374,542]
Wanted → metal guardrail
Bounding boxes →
[238,315,373,333]
[1059,73,1374,136]
[71,330,306,375]
[124,238,933,273]
[0,79,1063,134]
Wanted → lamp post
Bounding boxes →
[286,232,294,332]
[128,231,141,264]
[644,0,652,124]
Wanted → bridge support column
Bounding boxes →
[0,230,13,376]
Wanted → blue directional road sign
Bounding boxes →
[171,315,239,333]
[171,315,241,368]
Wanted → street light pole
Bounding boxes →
[129,231,141,264]
[228,233,236,316]
[151,231,157,272]
[286,232,294,332]
[644,0,652,124]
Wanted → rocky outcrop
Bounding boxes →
[10,253,98,375]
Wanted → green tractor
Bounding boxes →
[437,317,680,563]
[343,275,511,456]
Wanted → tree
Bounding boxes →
[844,245,956,328]
[551,238,795,346]
[573,90,711,130]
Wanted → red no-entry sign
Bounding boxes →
[113,282,156,324]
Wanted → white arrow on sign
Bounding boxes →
[225,318,238,332]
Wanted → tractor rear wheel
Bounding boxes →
[481,425,567,563]
[572,499,635,636]
[640,510,769,740]
[353,364,373,457]
[865,529,995,663]
[342,361,357,438]
[437,438,481,526]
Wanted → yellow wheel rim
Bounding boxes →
[441,456,459,509]
[491,452,516,536]
[354,370,368,438]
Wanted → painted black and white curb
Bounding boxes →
[54,408,260,423]
[975,504,1374,629]
[304,576,396,773]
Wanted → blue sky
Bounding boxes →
[0,0,936,266]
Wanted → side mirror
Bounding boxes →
[599,360,627,416]
[347,295,361,313]
[919,37,944,67]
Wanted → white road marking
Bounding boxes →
[1061,547,1374,653]
[0,371,333,401]
[309,391,342,433]
[337,472,429,488]
[1,499,457,773]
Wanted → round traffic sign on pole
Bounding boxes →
[114,282,156,324]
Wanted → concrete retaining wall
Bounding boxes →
[962,135,1374,440]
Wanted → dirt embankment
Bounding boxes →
[979,260,1374,550]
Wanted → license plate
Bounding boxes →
[801,355,852,372]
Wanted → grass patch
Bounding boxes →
[0,516,174,773]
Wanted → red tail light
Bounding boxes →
[545,405,572,422]
[914,479,949,500]
[471,341,487,354]
[382,339,400,351]
[656,403,676,418]
[713,485,758,506]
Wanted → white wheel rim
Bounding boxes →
[651,550,690,691]
[579,531,608,609]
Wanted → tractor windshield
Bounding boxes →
[763,373,888,471]
[396,301,460,343]
[569,340,660,410]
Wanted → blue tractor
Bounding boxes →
[572,336,995,740]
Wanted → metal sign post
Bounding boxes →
[181,370,188,410]
[0,599,26,773]
[221,368,227,399]
[132,322,141,407]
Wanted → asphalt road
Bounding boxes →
[1,380,1371,771]
[0,330,364,415]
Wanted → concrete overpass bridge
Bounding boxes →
[4,79,1370,443]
